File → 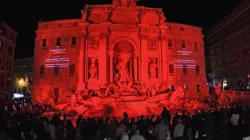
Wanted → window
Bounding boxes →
[197,85,201,93]
[0,41,2,50]
[71,37,76,46]
[184,85,188,90]
[181,40,186,49]
[54,66,59,75]
[69,64,75,75]
[169,85,174,91]
[194,42,198,50]
[8,62,11,70]
[8,46,13,55]
[54,87,59,103]
[183,65,187,74]
[56,38,61,46]
[40,65,44,76]
[42,39,47,48]
[221,46,224,52]
[244,51,248,56]
[169,64,174,74]
[168,39,172,48]
[196,65,200,74]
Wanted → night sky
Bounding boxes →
[1,0,242,58]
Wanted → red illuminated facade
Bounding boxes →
[0,21,17,101]
[33,0,207,106]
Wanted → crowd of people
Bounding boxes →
[1,101,250,140]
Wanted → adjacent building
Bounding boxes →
[33,0,208,104]
[13,57,33,97]
[206,0,250,89]
[0,21,17,101]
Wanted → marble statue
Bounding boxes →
[70,93,77,107]
[113,0,136,7]
[114,57,133,91]
[89,58,98,79]
[81,6,89,21]
[148,58,158,79]
[104,6,111,21]
[139,9,147,24]
[158,10,166,24]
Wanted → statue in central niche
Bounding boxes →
[113,0,136,7]
[114,57,133,91]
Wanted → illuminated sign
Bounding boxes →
[177,50,192,55]
[13,94,24,98]
[174,59,196,68]
[44,46,70,68]
[174,50,196,68]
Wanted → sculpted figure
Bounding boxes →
[148,85,157,97]
[81,6,89,21]
[113,0,135,7]
[128,0,136,7]
[104,6,111,22]
[114,57,133,91]
[113,0,120,6]
[148,58,158,79]
[140,83,148,96]
[139,9,147,24]
[115,57,131,82]
[158,10,166,24]
[70,93,77,107]
[88,58,98,79]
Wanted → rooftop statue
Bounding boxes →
[113,0,136,7]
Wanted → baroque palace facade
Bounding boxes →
[33,0,207,103]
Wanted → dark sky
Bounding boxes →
[1,0,242,58]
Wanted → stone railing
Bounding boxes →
[224,90,250,104]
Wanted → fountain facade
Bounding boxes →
[33,0,209,117]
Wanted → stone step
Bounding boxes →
[116,96,146,102]
[120,92,133,96]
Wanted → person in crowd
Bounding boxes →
[130,129,145,140]
[155,119,170,140]
[121,128,130,140]
[1,101,250,140]
[49,120,56,140]
[161,106,171,123]
[116,122,127,139]
[173,118,185,140]
[145,125,157,140]
[230,108,240,140]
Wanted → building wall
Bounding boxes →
[33,2,207,104]
[207,0,250,89]
[13,57,33,95]
[0,22,17,101]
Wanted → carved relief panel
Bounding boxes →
[147,38,158,51]
[148,57,158,79]
[88,58,99,80]
[87,36,100,50]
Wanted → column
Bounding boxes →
[133,52,139,81]
[77,33,86,91]
[160,36,167,82]
[108,51,114,82]
[139,34,148,83]
[130,59,132,78]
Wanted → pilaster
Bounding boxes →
[77,32,86,91]
[139,34,148,83]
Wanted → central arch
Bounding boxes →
[108,38,139,82]
[109,37,137,52]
